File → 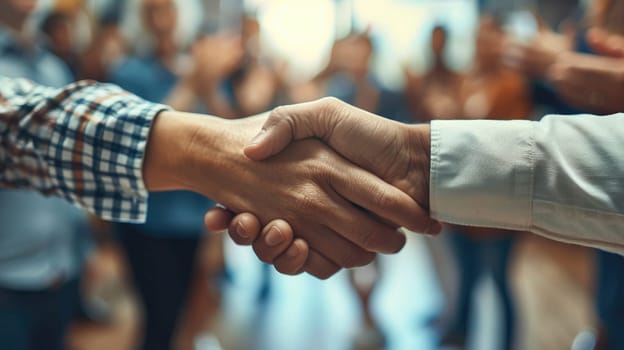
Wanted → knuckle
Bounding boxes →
[319,96,342,109]
[292,186,324,214]
[270,105,288,118]
[374,188,398,210]
[319,97,348,124]
[268,105,296,131]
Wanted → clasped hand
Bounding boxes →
[202,98,441,279]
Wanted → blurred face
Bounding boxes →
[0,0,38,21]
[49,20,72,53]
[431,27,447,57]
[141,0,177,38]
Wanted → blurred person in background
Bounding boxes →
[79,0,127,81]
[404,24,463,122]
[40,10,80,79]
[0,0,92,349]
[107,0,241,348]
[439,16,531,350]
[287,30,410,122]
[504,1,624,348]
[543,1,624,348]
[224,15,283,118]
[42,1,139,327]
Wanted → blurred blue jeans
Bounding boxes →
[0,279,80,350]
[596,251,624,350]
[447,231,516,350]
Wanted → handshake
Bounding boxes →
[146,98,441,279]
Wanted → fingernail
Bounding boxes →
[265,225,284,247]
[248,128,267,146]
[236,221,249,239]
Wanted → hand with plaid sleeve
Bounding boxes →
[0,78,434,279]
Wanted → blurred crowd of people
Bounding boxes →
[1,0,624,349]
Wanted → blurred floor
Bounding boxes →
[68,233,594,350]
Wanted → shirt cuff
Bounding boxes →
[429,119,536,230]
[46,89,170,223]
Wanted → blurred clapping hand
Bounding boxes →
[549,51,624,114]
[502,17,574,78]
[190,33,244,93]
[547,25,624,114]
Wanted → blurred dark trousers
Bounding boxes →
[119,227,199,350]
[0,279,80,350]
[449,232,516,350]
[596,251,624,350]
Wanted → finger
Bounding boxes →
[548,54,613,94]
[244,98,344,160]
[324,190,407,254]
[300,225,376,269]
[204,206,234,232]
[273,239,309,275]
[244,105,312,160]
[252,220,296,263]
[331,163,438,235]
[227,213,262,246]
[427,221,444,235]
[555,53,619,85]
[587,27,624,58]
[304,249,341,280]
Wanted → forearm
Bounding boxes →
[428,114,624,253]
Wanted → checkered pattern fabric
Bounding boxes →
[0,78,169,223]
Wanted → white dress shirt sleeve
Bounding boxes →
[429,114,624,254]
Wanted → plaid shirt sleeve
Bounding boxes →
[0,77,170,223]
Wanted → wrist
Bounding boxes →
[178,114,268,201]
[143,111,186,191]
[404,123,431,210]
[143,111,220,192]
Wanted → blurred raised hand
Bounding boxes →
[549,52,624,114]
[503,16,574,78]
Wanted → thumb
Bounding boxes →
[244,99,336,160]
[243,110,296,160]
